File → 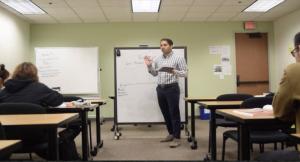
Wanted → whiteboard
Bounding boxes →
[35,47,99,94]
[115,47,187,123]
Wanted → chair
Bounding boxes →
[0,103,48,160]
[221,97,291,160]
[208,93,253,152]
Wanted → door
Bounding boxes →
[235,33,269,95]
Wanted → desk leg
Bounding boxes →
[81,111,89,161]
[210,109,217,160]
[48,128,59,160]
[91,105,103,156]
[239,124,250,160]
[189,102,197,149]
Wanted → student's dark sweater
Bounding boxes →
[0,79,63,107]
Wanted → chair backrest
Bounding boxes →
[216,93,253,101]
[0,123,6,140]
[0,103,47,143]
[241,97,273,108]
[0,103,46,114]
[63,96,83,102]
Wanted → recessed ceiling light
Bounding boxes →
[132,0,161,13]
[0,0,45,15]
[244,0,285,12]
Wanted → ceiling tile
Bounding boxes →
[193,0,223,6]
[189,6,218,13]
[231,12,263,21]
[216,5,247,12]
[24,14,57,23]
[65,0,100,8]
[98,0,130,7]
[32,0,68,8]
[161,0,194,6]
[222,0,256,6]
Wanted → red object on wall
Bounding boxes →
[244,21,256,30]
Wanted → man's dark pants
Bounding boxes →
[156,83,181,138]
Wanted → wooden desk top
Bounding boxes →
[198,101,243,106]
[216,109,278,124]
[184,97,216,102]
[291,134,300,139]
[0,140,21,151]
[0,113,78,126]
[197,101,243,110]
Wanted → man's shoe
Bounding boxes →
[169,138,181,148]
[160,135,174,142]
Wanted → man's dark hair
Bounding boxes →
[294,32,300,47]
[160,38,173,46]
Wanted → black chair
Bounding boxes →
[221,97,291,160]
[62,96,93,152]
[215,94,253,127]
[208,93,253,152]
[0,103,48,160]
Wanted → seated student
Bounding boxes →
[273,33,300,130]
[0,64,9,90]
[0,62,80,160]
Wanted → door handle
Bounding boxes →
[236,75,240,87]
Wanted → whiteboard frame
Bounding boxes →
[114,46,188,125]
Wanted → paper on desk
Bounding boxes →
[233,108,273,117]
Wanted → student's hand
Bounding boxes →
[144,56,153,66]
[65,102,75,108]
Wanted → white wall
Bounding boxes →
[0,6,30,72]
[273,9,300,90]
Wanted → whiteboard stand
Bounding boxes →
[113,47,189,140]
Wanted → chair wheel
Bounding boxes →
[191,141,198,149]
[114,136,120,140]
[187,137,192,142]
[185,131,190,136]
[191,144,197,149]
[90,150,97,156]
[180,124,184,130]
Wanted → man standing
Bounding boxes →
[144,38,187,148]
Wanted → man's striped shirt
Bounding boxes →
[147,51,187,85]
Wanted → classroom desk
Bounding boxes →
[48,99,106,160]
[184,97,217,149]
[198,101,242,160]
[87,99,106,156]
[0,113,78,160]
[216,109,284,160]
[0,140,21,159]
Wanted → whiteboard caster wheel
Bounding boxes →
[191,142,197,150]
[180,124,184,130]
[114,136,120,140]
[116,132,122,136]
[185,131,190,137]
